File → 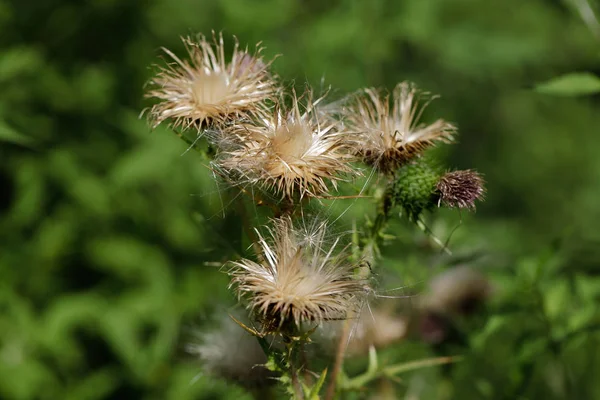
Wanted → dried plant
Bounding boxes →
[436,170,486,210]
[218,91,358,200]
[144,34,488,398]
[145,33,278,131]
[228,217,367,332]
[342,82,455,173]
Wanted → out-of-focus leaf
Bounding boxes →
[517,337,548,363]
[472,315,510,350]
[0,360,56,400]
[535,73,600,96]
[307,368,327,400]
[543,280,570,321]
[63,368,120,400]
[41,294,106,349]
[0,47,42,82]
[0,121,34,147]
[76,66,115,113]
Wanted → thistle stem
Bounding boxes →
[324,319,351,400]
[361,177,396,267]
[284,337,305,400]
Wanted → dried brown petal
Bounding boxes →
[436,170,485,210]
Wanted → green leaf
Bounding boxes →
[0,47,43,82]
[0,120,34,147]
[264,349,287,373]
[535,73,600,96]
[307,368,327,400]
[383,356,462,377]
[517,337,548,363]
[63,368,120,400]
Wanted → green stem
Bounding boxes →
[361,177,396,265]
[344,355,461,390]
[284,337,305,400]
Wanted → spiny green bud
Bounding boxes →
[392,160,441,220]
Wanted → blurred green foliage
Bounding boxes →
[1,0,600,399]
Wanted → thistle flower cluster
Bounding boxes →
[145,33,355,201]
[145,33,489,394]
[145,33,484,205]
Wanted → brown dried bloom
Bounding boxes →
[228,217,367,331]
[422,267,492,316]
[145,33,278,131]
[219,91,357,199]
[436,170,485,210]
[343,82,456,173]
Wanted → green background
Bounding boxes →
[1,0,600,399]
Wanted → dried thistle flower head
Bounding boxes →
[145,33,278,131]
[219,91,357,199]
[228,217,367,332]
[185,312,272,388]
[422,267,492,315]
[343,82,455,173]
[436,170,485,210]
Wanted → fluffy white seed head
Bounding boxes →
[145,33,278,131]
[342,82,456,173]
[218,91,358,200]
[228,217,368,332]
